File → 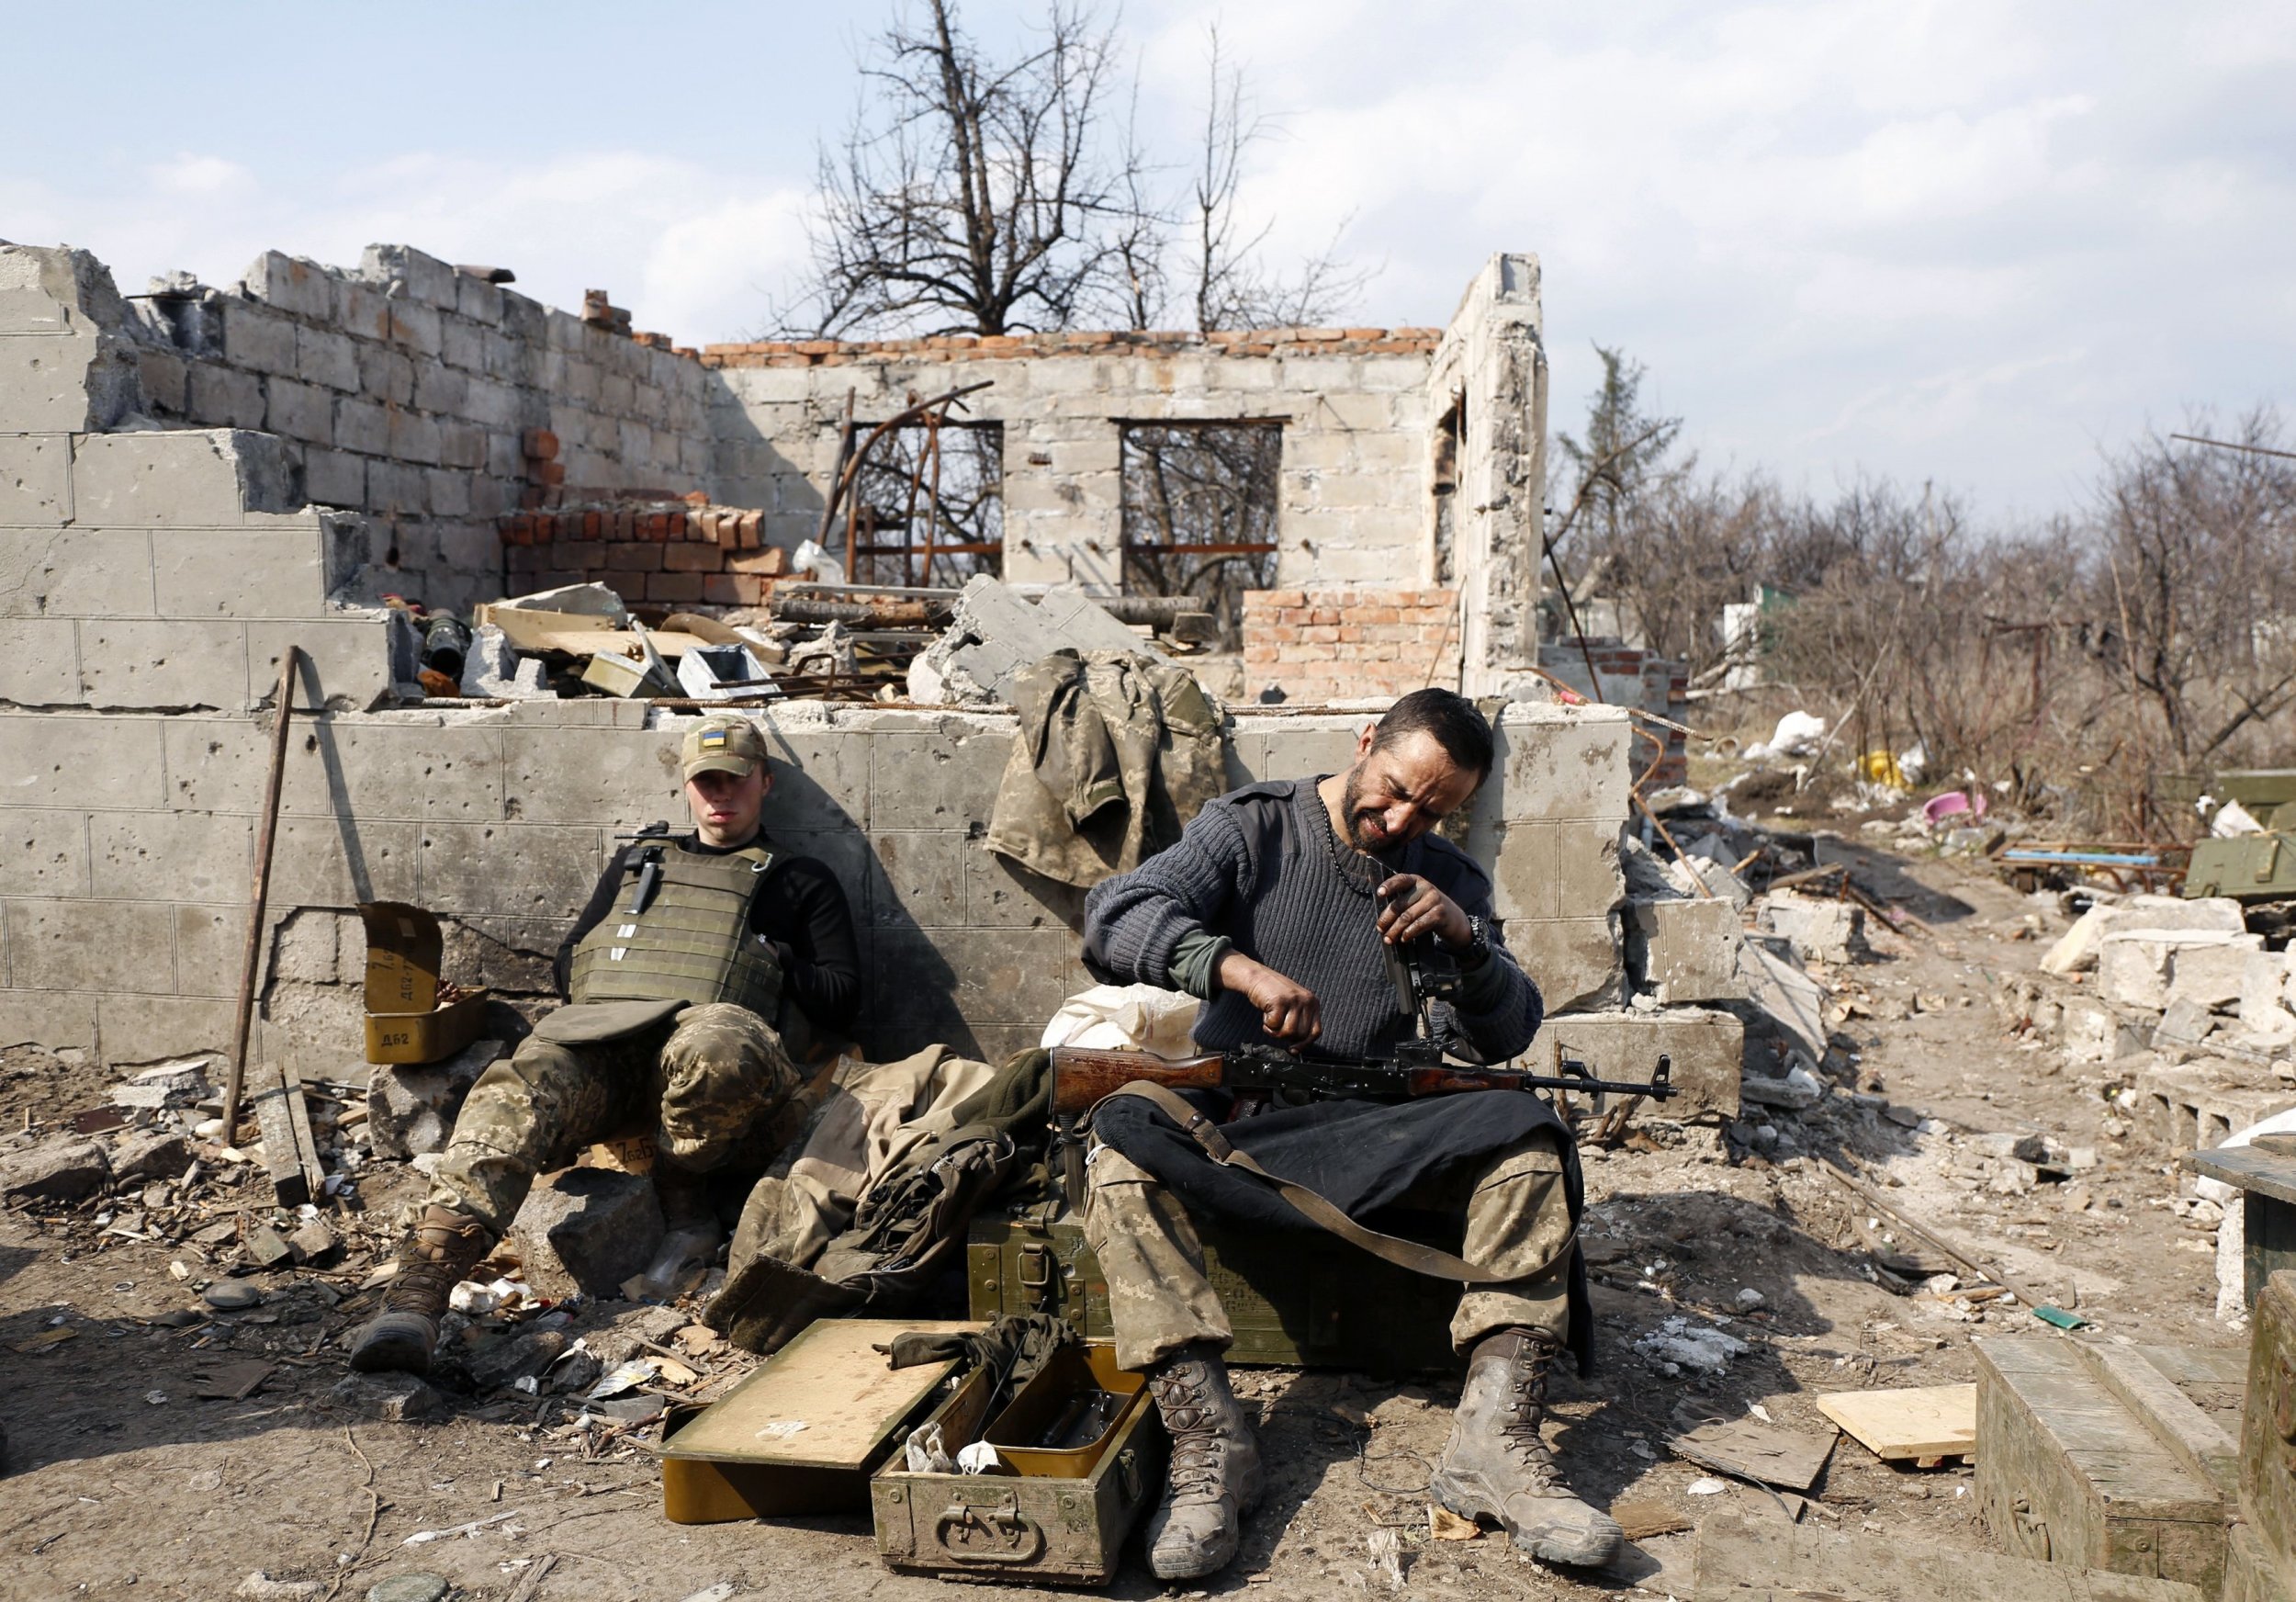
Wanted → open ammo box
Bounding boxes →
[359,901,490,1065]
[871,1340,1166,1585]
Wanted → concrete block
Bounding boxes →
[172,903,250,997]
[2167,934,2266,1012]
[508,1168,665,1299]
[0,333,111,430]
[111,1129,192,1182]
[0,987,98,1053]
[0,527,154,616]
[1627,897,1744,1004]
[221,302,300,376]
[333,396,390,456]
[2100,929,2244,1011]
[137,346,186,413]
[73,429,299,525]
[77,618,249,710]
[0,808,91,896]
[268,816,424,908]
[501,725,677,823]
[1487,822,1559,921]
[871,727,1012,830]
[1537,1007,1743,1121]
[412,363,467,415]
[366,1040,503,1161]
[414,823,602,919]
[870,829,968,927]
[303,447,365,507]
[965,842,1086,930]
[354,344,412,404]
[1552,818,1625,921]
[13,890,176,1005]
[0,617,77,705]
[364,459,429,515]
[264,376,332,445]
[388,301,444,360]
[251,617,393,710]
[362,244,460,310]
[2,710,167,808]
[296,324,359,392]
[1506,915,1622,1013]
[1487,705,1631,823]
[152,528,327,618]
[241,250,337,321]
[2239,950,2296,1038]
[184,361,266,428]
[0,1137,109,1202]
[456,273,503,326]
[88,809,252,901]
[387,409,441,466]
[0,434,71,524]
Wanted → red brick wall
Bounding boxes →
[1243,588,1461,704]
[499,500,787,606]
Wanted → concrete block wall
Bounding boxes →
[698,327,1445,596]
[125,246,720,613]
[1535,640,1691,787]
[0,694,1631,1070]
[1241,587,1462,704]
[1425,254,1548,695]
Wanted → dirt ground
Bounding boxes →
[0,840,2237,1602]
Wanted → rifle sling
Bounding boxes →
[1095,1081,1574,1287]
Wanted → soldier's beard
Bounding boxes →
[1339,766,1399,857]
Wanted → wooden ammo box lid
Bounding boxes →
[656,1318,979,1523]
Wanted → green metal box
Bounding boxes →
[968,1207,1465,1374]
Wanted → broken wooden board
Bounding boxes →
[1668,1416,1837,1492]
[1815,1383,1975,1463]
[1694,1506,2206,1601]
[474,604,709,660]
[1610,1496,1694,1540]
[250,1061,324,1208]
[189,1359,274,1400]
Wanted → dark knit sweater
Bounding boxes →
[1081,778,1542,1063]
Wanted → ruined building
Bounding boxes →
[0,240,1726,1095]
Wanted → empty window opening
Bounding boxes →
[848,420,1004,588]
[1120,421,1283,649]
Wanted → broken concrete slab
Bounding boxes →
[110,1130,192,1183]
[2101,928,2250,1012]
[2045,895,2247,976]
[1627,897,1744,1004]
[2238,950,2296,1041]
[2166,934,2266,1012]
[458,626,550,699]
[1737,941,1829,1060]
[907,575,1161,704]
[366,1040,502,1161]
[1,1138,110,1202]
[507,1167,664,1300]
[1759,889,1869,965]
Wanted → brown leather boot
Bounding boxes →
[1141,1343,1263,1581]
[1430,1328,1621,1567]
[348,1205,494,1376]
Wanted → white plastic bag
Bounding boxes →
[1040,984,1199,1058]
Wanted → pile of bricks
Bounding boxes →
[499,496,789,605]
[702,326,1443,369]
[1242,588,1461,704]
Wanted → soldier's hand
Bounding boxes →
[1377,874,1473,950]
[1218,953,1322,1045]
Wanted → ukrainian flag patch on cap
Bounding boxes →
[701,729,729,750]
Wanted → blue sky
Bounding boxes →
[5,1,2290,520]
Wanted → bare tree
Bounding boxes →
[785,0,1149,337]
[1182,27,1367,332]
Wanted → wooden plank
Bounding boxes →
[1667,1416,1836,1492]
[2077,1343,2242,1496]
[1814,1383,1975,1461]
[662,1318,980,1470]
[2186,1143,2296,1207]
[1693,1507,2208,1601]
[251,1060,323,1208]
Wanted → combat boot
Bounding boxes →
[348,1205,494,1376]
[1430,1328,1622,1567]
[1141,1343,1263,1581]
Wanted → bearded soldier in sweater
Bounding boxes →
[1079,689,1615,1579]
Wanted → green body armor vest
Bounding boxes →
[567,842,785,1021]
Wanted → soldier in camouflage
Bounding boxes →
[350,715,862,1375]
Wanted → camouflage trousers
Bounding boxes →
[428,1002,803,1237]
[1082,1131,1573,1372]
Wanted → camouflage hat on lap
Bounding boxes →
[682,715,769,781]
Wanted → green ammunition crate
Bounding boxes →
[968,1207,1465,1374]
[2185,832,2296,900]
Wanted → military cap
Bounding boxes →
[681,715,769,780]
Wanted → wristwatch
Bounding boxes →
[1456,914,1493,970]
